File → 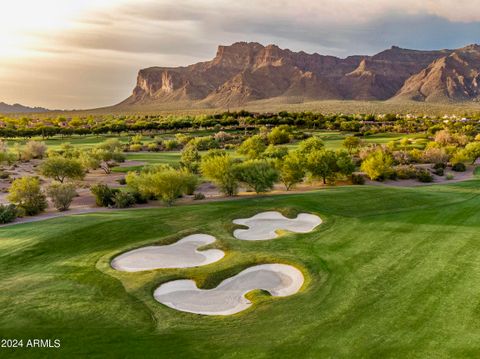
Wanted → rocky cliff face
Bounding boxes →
[119,42,480,107]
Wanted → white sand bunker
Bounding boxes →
[154,263,304,315]
[233,211,322,240]
[111,234,224,272]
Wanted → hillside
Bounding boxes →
[115,42,480,109]
[0,102,49,114]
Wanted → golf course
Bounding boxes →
[1,179,480,358]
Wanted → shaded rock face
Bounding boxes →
[120,42,480,107]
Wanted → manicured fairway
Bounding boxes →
[1,181,480,357]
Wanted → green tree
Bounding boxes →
[297,136,324,156]
[360,149,393,180]
[47,182,77,211]
[237,135,266,159]
[235,160,278,193]
[7,177,47,215]
[263,144,289,160]
[342,136,361,154]
[306,149,338,184]
[200,154,238,196]
[463,142,480,164]
[279,152,305,190]
[40,156,85,183]
[336,150,356,176]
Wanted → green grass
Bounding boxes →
[1,181,480,357]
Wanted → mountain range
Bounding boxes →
[118,42,480,108]
[0,102,49,114]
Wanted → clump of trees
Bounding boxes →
[125,165,198,205]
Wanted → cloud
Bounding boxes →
[1,0,480,109]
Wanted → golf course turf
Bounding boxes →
[1,180,480,357]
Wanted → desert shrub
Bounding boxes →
[278,151,305,190]
[0,171,10,180]
[214,131,232,142]
[113,191,135,208]
[181,170,200,195]
[47,182,77,211]
[147,143,159,152]
[40,156,85,183]
[129,144,143,152]
[117,177,127,185]
[351,173,365,185]
[22,141,47,160]
[235,160,278,193]
[180,143,201,173]
[7,177,47,216]
[267,126,291,145]
[90,184,119,207]
[0,204,17,224]
[446,173,455,180]
[434,167,445,176]
[237,135,266,159]
[190,136,219,151]
[433,162,446,170]
[451,162,466,172]
[360,150,393,181]
[394,165,418,179]
[416,169,433,183]
[127,167,198,205]
[193,193,206,200]
[200,153,239,196]
[343,136,362,154]
[422,148,449,164]
[164,139,179,150]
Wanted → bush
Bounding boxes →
[235,160,278,193]
[7,177,47,215]
[433,162,446,170]
[147,143,159,152]
[200,154,239,196]
[451,162,466,172]
[47,182,77,211]
[90,184,119,207]
[193,193,206,200]
[446,173,455,180]
[22,141,47,160]
[164,139,179,150]
[434,167,444,176]
[0,204,17,223]
[129,144,143,152]
[416,169,433,183]
[360,150,393,181]
[113,191,135,208]
[394,165,418,179]
[351,174,365,185]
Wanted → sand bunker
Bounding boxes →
[111,234,224,272]
[233,211,322,240]
[154,263,304,315]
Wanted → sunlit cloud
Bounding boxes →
[0,0,479,109]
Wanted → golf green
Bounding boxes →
[1,181,480,358]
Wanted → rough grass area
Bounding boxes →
[1,181,480,357]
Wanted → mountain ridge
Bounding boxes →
[0,102,50,114]
[117,42,480,108]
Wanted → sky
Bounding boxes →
[0,0,479,110]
